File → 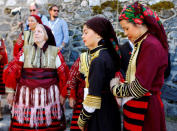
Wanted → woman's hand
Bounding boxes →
[7,93,14,106]
[69,98,76,108]
[110,77,120,93]
[60,95,66,105]
[78,126,84,131]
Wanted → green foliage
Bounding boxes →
[150,1,174,12]
[166,116,177,122]
[92,6,102,14]
[73,35,77,39]
[117,31,126,38]
[92,1,123,14]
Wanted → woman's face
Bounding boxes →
[120,20,142,43]
[34,25,47,47]
[28,16,38,30]
[82,25,101,50]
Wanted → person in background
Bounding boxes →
[24,2,48,31]
[119,40,133,77]
[110,2,168,131]
[77,17,121,131]
[47,5,69,51]
[3,24,69,130]
[13,15,42,57]
[0,37,8,121]
[60,51,90,130]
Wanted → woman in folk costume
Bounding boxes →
[4,24,69,130]
[13,15,43,57]
[0,38,8,120]
[60,51,89,130]
[110,2,168,131]
[77,17,121,131]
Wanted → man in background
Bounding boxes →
[47,5,69,51]
[24,2,48,30]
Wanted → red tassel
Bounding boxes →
[115,71,125,82]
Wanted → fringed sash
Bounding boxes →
[12,68,62,128]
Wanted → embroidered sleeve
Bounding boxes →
[68,58,81,99]
[3,50,24,90]
[78,108,92,128]
[61,58,80,98]
[57,50,69,93]
[13,33,24,57]
[112,78,148,98]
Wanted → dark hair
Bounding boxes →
[85,17,121,70]
[49,4,59,11]
[98,38,120,71]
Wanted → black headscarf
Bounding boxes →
[85,17,120,70]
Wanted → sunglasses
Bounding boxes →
[53,9,59,12]
[30,9,36,12]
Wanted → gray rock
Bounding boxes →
[0,9,2,15]
[103,11,114,19]
[76,10,92,18]
[70,50,79,62]
[69,30,74,36]
[6,0,16,6]
[167,103,177,117]
[161,85,177,102]
[172,74,177,84]
[168,31,177,40]
[159,10,175,19]
[71,19,84,25]
[0,24,11,31]
[163,16,177,28]
[103,7,113,12]
[73,34,82,41]
[72,41,81,47]
[77,46,88,53]
[165,28,177,34]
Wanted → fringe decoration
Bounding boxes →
[12,85,62,128]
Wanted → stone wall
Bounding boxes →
[0,0,177,118]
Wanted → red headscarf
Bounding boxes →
[30,15,43,24]
[119,2,168,51]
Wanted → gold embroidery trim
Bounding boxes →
[78,116,85,127]
[83,95,101,109]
